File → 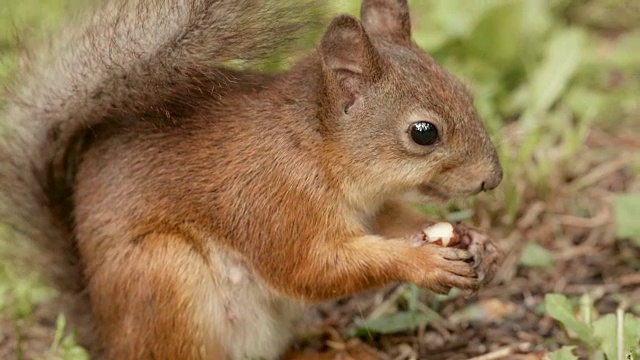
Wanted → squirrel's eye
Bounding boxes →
[409,121,438,146]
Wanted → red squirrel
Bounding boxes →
[0,0,503,359]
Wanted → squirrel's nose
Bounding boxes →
[481,163,503,191]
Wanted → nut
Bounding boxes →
[423,222,460,247]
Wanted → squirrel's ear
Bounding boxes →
[319,15,382,108]
[360,0,411,42]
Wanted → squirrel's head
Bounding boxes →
[316,0,502,207]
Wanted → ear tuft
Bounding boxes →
[360,0,411,42]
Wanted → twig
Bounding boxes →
[567,154,635,193]
[617,307,624,360]
[517,201,546,229]
[555,208,611,228]
[557,244,602,261]
[563,283,621,296]
[365,285,407,321]
[619,273,640,287]
[393,344,416,360]
[466,343,532,360]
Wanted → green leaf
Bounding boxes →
[544,294,600,348]
[405,284,420,313]
[354,311,438,335]
[520,241,555,268]
[544,346,579,360]
[466,1,526,65]
[578,294,595,325]
[593,313,640,360]
[446,209,474,222]
[522,28,587,128]
[615,194,640,239]
[424,0,492,38]
[521,0,553,41]
[45,314,91,360]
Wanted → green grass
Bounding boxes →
[1,0,639,358]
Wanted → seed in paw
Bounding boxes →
[423,222,460,247]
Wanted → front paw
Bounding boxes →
[452,224,503,285]
[407,244,480,294]
[409,222,503,287]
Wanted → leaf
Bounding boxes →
[410,0,497,50]
[466,0,526,65]
[544,346,578,360]
[449,299,516,323]
[520,241,555,268]
[578,294,595,325]
[593,313,640,360]
[446,209,474,222]
[353,311,438,335]
[544,294,600,348]
[533,28,586,111]
[46,313,91,360]
[615,194,640,239]
[521,0,553,41]
[565,87,604,121]
[521,28,587,129]
[51,314,67,353]
[424,0,492,37]
[405,284,420,313]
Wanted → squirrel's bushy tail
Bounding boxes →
[0,0,326,349]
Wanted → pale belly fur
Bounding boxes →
[202,246,307,360]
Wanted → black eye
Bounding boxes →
[409,121,438,146]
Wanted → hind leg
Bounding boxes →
[81,232,226,360]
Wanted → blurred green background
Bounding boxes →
[1,0,639,358]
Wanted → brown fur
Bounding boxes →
[0,0,502,359]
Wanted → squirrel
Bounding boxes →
[0,0,504,359]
